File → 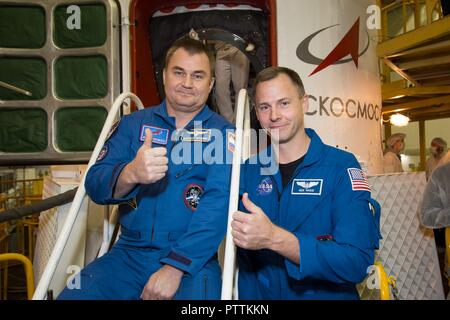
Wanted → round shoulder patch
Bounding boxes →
[106,119,120,141]
[183,184,204,211]
[257,177,273,196]
[97,145,108,162]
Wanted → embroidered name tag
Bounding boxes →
[291,179,323,195]
[139,125,169,145]
[179,129,212,142]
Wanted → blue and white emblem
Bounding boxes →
[257,177,273,196]
[140,125,169,145]
[291,179,323,195]
[178,129,212,142]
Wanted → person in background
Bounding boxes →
[213,40,250,123]
[426,137,447,180]
[383,133,406,173]
[420,157,450,299]
[421,161,450,228]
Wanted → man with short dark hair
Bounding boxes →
[231,66,381,299]
[58,37,233,300]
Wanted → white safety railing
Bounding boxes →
[33,93,144,300]
[97,206,119,258]
[221,89,251,300]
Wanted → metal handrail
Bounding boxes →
[0,253,34,300]
[221,89,251,300]
[97,206,119,258]
[32,93,144,300]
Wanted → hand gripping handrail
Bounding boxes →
[221,89,251,300]
[33,93,144,300]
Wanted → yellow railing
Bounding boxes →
[380,0,443,42]
[0,177,42,299]
[0,178,42,260]
[358,261,398,300]
[0,253,34,300]
[374,261,392,300]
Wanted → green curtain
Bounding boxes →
[55,107,107,151]
[54,55,108,99]
[0,5,46,48]
[54,4,106,48]
[0,108,47,152]
[0,57,47,100]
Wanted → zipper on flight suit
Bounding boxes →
[150,136,180,242]
[270,162,304,298]
[266,174,284,298]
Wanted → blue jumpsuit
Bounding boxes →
[58,102,233,300]
[237,129,381,300]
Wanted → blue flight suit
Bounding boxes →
[58,101,233,300]
[237,129,382,300]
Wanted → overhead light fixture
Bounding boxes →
[390,94,405,99]
[390,113,410,127]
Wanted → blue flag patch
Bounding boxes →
[140,125,169,145]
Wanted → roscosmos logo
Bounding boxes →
[296,18,370,76]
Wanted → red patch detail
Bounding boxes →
[183,183,204,211]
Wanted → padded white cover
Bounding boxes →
[360,172,445,300]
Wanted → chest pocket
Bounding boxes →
[282,179,334,230]
[173,163,207,181]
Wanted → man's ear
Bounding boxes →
[301,95,309,114]
[209,77,215,91]
[162,68,166,86]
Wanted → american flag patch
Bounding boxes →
[347,168,371,192]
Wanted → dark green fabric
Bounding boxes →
[0,108,47,152]
[54,4,106,48]
[0,5,46,48]
[0,57,47,100]
[55,107,107,152]
[54,55,108,99]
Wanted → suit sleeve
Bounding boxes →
[85,116,141,205]
[160,127,233,276]
[285,158,381,284]
[420,171,450,228]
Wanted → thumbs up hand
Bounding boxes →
[128,128,169,184]
[231,193,275,250]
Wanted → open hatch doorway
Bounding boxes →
[130,1,276,130]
